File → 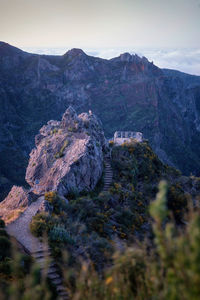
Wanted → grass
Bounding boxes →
[54,140,69,159]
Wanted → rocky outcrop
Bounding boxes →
[0,42,200,201]
[0,186,38,223]
[25,106,107,196]
[1,107,107,222]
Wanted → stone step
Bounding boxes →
[59,294,68,298]
[40,262,56,271]
[47,266,58,274]
[56,284,67,292]
[33,252,51,259]
[48,272,60,280]
[59,291,68,297]
[31,248,50,256]
[35,256,52,264]
[52,277,62,285]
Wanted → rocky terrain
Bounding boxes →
[0,41,200,200]
[0,107,107,222]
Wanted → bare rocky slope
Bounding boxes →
[0,107,108,222]
[0,42,200,200]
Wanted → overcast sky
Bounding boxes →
[0,0,200,48]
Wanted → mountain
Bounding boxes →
[0,41,200,200]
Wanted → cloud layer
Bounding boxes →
[23,46,200,76]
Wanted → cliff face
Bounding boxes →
[0,42,200,200]
[0,107,107,222]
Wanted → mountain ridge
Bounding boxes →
[0,42,200,200]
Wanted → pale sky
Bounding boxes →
[0,0,200,48]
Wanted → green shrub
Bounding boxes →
[0,219,5,228]
[54,139,69,159]
[45,191,57,204]
[45,191,67,213]
[49,225,74,244]
[30,213,51,237]
[0,229,9,238]
[66,181,200,300]
[0,258,11,275]
[0,236,11,260]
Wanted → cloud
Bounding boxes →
[22,46,200,76]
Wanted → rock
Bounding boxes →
[0,186,37,223]
[25,107,108,196]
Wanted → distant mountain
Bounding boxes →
[0,41,200,200]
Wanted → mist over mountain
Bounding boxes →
[0,41,200,200]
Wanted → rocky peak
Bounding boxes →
[114,52,149,64]
[119,52,133,62]
[0,106,108,222]
[0,41,25,56]
[64,48,87,58]
[60,105,79,128]
[25,106,108,196]
[110,51,160,76]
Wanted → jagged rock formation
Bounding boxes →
[0,186,38,223]
[26,106,107,196]
[1,107,107,222]
[0,42,200,200]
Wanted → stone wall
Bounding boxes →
[114,131,143,145]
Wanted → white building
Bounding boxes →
[114,131,143,145]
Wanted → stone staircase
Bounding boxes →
[103,156,113,192]
[6,196,68,299]
[31,247,68,300]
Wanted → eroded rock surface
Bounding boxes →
[25,106,107,196]
[0,186,37,223]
